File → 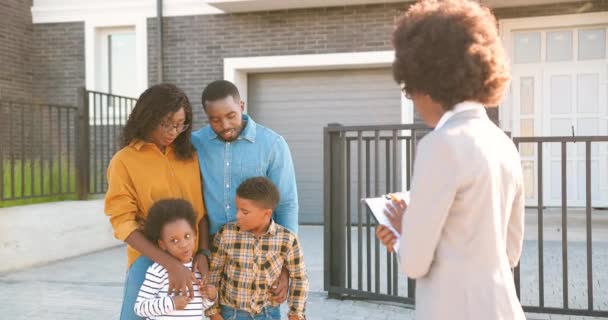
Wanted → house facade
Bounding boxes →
[4,0,607,222]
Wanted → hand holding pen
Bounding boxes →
[376,193,407,253]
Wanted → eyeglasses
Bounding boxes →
[159,122,190,133]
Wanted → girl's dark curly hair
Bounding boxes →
[392,0,510,110]
[144,199,197,243]
[120,83,195,159]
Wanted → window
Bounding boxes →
[93,27,137,125]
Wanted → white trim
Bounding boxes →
[498,11,608,131]
[32,0,222,24]
[223,51,414,124]
[31,0,595,22]
[206,0,404,13]
[85,16,148,98]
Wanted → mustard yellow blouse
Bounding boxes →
[104,140,206,268]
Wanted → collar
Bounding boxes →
[266,220,277,235]
[434,101,485,131]
[207,114,257,143]
[129,139,147,151]
[129,139,173,154]
[237,219,277,236]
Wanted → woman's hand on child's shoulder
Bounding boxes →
[172,295,191,310]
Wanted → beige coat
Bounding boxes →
[399,105,526,320]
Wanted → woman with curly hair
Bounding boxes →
[104,83,210,320]
[376,1,525,319]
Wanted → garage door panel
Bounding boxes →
[248,68,401,224]
[253,98,400,109]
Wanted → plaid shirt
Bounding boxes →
[206,221,308,319]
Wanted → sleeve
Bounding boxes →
[133,265,175,317]
[285,235,308,319]
[201,294,218,310]
[268,136,299,234]
[104,156,140,241]
[204,228,227,317]
[192,152,207,220]
[507,162,525,268]
[398,134,461,279]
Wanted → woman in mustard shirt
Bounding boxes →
[105,83,210,320]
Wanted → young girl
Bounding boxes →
[134,199,217,319]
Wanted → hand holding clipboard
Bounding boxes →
[362,191,409,253]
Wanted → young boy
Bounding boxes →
[206,177,308,320]
[134,199,217,319]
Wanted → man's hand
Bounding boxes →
[172,295,191,310]
[193,252,209,278]
[288,315,303,320]
[269,267,289,303]
[167,262,197,299]
[209,314,224,320]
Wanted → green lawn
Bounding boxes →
[0,159,79,208]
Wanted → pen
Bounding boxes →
[384,193,401,202]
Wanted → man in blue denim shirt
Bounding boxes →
[191,80,298,303]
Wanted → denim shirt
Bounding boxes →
[192,114,299,235]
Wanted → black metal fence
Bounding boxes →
[0,100,79,202]
[325,123,608,318]
[83,89,137,195]
[513,136,608,317]
[324,123,429,304]
[0,88,136,205]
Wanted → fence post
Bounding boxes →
[76,87,90,200]
[324,123,347,296]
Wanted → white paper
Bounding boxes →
[361,191,410,237]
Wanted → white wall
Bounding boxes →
[0,200,121,273]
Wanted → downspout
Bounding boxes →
[157,0,164,83]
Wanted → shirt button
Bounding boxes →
[226,205,230,209]
[226,162,230,166]
[226,184,229,188]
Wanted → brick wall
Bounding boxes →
[0,0,34,102]
[149,1,608,129]
[148,2,411,128]
[32,22,85,107]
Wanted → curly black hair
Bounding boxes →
[392,0,510,110]
[236,177,280,210]
[120,83,195,159]
[144,199,197,243]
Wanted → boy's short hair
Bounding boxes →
[201,80,241,110]
[236,177,280,210]
[144,199,197,243]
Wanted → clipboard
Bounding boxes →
[361,191,410,237]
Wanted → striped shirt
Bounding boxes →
[134,261,215,319]
[206,221,308,319]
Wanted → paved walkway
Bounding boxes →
[1,224,606,319]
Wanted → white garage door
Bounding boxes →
[247,68,402,224]
[510,26,608,207]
